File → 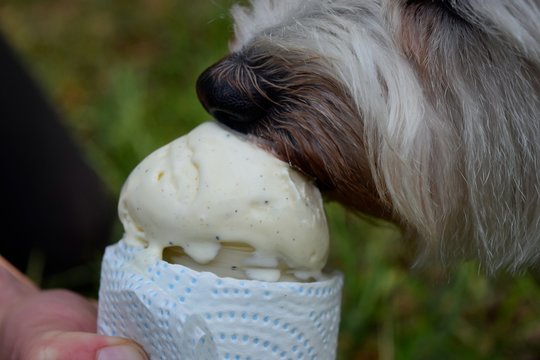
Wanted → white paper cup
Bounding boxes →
[97,241,343,359]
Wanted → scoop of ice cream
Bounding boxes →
[118,121,329,281]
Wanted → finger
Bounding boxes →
[24,331,148,360]
[0,255,38,290]
[5,289,101,337]
[1,290,148,359]
[88,297,99,310]
[0,259,39,322]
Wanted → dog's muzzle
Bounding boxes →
[196,55,273,131]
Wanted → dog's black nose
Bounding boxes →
[196,56,272,130]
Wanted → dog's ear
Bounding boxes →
[397,0,469,69]
[397,0,540,70]
[392,0,540,271]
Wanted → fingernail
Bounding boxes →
[97,345,147,360]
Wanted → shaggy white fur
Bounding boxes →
[201,0,540,273]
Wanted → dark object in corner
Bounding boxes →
[0,32,114,281]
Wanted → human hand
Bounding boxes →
[0,256,148,360]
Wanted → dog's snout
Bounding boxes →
[196,56,271,130]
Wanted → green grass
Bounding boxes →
[2,1,540,359]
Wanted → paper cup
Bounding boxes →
[97,241,343,359]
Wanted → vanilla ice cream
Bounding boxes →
[118,121,329,282]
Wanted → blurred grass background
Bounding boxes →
[1,1,540,359]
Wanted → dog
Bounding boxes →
[195,0,540,274]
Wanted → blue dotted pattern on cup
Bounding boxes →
[97,241,343,360]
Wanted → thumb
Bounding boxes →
[3,290,148,360]
[23,331,148,360]
[0,261,148,360]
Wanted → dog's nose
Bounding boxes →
[196,56,271,129]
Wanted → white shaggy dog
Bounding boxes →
[196,0,540,274]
